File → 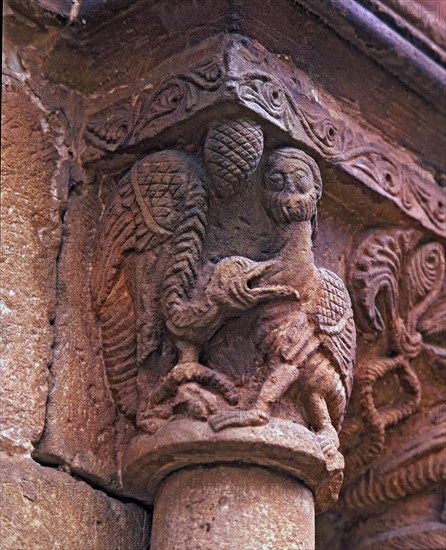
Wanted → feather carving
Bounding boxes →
[90,150,207,420]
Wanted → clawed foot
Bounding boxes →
[209,408,270,432]
[150,362,239,406]
[172,382,218,420]
[316,425,340,460]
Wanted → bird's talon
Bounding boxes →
[316,427,340,460]
[173,382,219,420]
[209,408,270,432]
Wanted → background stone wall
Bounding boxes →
[2,1,445,549]
[1,4,151,548]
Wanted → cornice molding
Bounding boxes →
[81,34,446,237]
[292,0,446,113]
[20,0,446,114]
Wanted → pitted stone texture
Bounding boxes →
[152,464,314,550]
[0,453,150,550]
[0,81,65,454]
[34,182,124,491]
[122,417,343,513]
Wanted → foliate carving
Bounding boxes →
[351,229,445,349]
[339,229,446,510]
[235,74,296,130]
[85,106,133,153]
[132,59,224,142]
[83,35,445,238]
[84,58,225,159]
[90,113,356,510]
[342,405,446,513]
[83,36,445,531]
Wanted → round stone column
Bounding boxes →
[122,418,344,549]
[151,464,315,550]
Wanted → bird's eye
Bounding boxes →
[266,171,284,190]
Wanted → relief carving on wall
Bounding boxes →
[90,116,356,512]
[334,228,446,548]
[83,35,445,238]
[83,35,445,536]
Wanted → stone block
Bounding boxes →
[1,80,65,454]
[0,453,150,550]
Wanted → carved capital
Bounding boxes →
[331,228,446,548]
[84,35,445,237]
[89,39,359,513]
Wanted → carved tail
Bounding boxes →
[161,174,208,325]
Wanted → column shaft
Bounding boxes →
[152,464,315,550]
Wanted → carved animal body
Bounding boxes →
[90,148,208,420]
[209,147,356,453]
[90,114,355,445]
[209,234,356,446]
[257,267,355,431]
[90,118,299,432]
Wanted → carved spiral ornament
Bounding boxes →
[340,228,446,517]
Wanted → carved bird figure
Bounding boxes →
[210,147,356,458]
[90,120,298,432]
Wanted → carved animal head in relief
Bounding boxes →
[204,118,264,199]
[261,147,322,228]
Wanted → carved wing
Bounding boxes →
[316,268,356,397]
[90,150,205,419]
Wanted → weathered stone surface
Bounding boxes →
[3,0,446,548]
[85,111,355,518]
[0,79,66,454]
[348,489,446,550]
[152,465,314,550]
[79,34,444,237]
[0,453,150,550]
[23,0,445,175]
[1,37,149,550]
[34,182,123,491]
[122,418,343,513]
